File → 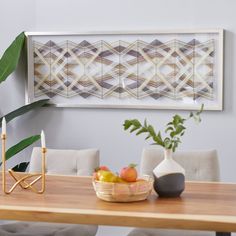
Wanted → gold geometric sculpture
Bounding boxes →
[1,118,46,194]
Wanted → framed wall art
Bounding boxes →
[26,29,224,110]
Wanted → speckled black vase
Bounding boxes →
[153,149,185,198]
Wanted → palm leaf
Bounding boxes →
[0,32,25,84]
[12,162,29,172]
[5,135,40,161]
[0,99,49,127]
[0,135,40,167]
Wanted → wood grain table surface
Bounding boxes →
[0,174,236,233]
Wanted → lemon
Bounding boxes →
[97,170,117,182]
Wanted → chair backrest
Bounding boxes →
[29,147,99,176]
[140,147,220,181]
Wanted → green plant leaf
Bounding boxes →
[147,125,156,137]
[144,119,147,127]
[157,131,163,141]
[164,138,172,149]
[130,126,140,133]
[145,134,151,140]
[170,131,176,138]
[12,162,29,172]
[0,32,25,84]
[189,104,204,120]
[136,127,147,135]
[172,143,177,152]
[175,125,186,135]
[153,136,163,145]
[123,120,132,130]
[153,131,164,146]
[5,135,40,162]
[197,104,204,115]
[174,114,185,126]
[165,126,174,133]
[131,119,141,128]
[0,99,49,127]
[193,114,201,123]
[0,135,40,167]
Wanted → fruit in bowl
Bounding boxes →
[97,170,117,182]
[92,164,153,202]
[93,164,138,183]
[120,164,138,182]
[93,166,110,181]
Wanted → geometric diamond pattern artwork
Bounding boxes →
[26,30,224,110]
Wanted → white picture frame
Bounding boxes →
[25,29,224,110]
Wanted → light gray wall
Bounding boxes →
[0,0,236,184]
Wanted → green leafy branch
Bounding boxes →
[123,104,204,152]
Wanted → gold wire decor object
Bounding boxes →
[1,134,46,194]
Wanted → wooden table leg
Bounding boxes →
[216,232,231,236]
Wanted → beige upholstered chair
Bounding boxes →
[0,147,99,236]
[127,147,220,236]
[30,147,99,176]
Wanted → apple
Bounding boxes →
[99,166,110,171]
[95,165,110,172]
[93,166,110,180]
[120,164,138,182]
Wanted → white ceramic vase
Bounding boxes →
[153,148,185,197]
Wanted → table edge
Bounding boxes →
[0,205,236,232]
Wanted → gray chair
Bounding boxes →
[127,147,220,236]
[0,147,99,236]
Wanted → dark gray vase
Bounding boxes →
[153,149,185,198]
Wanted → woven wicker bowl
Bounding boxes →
[92,176,153,202]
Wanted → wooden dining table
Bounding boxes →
[0,174,235,236]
